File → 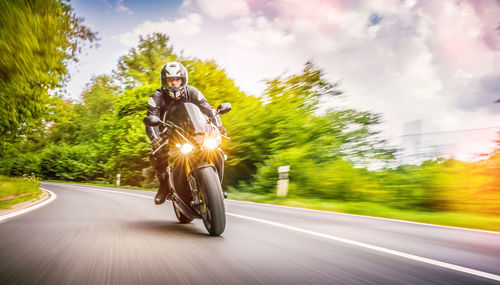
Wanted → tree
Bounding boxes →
[0,0,97,144]
[116,33,177,89]
[75,75,119,143]
[242,62,396,196]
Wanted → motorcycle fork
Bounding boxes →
[188,173,202,208]
[181,159,200,206]
[166,165,175,193]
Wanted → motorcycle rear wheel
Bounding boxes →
[173,201,193,224]
[197,167,226,236]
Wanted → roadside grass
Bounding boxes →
[43,180,500,232]
[226,191,500,232]
[0,175,42,209]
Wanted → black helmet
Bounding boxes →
[160,62,188,99]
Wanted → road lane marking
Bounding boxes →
[43,183,500,281]
[0,188,57,223]
[227,212,500,282]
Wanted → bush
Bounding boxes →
[39,144,102,181]
[250,145,369,200]
[0,152,42,177]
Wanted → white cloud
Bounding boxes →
[227,16,295,48]
[195,0,249,19]
[117,13,202,46]
[116,0,133,15]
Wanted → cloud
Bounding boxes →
[117,13,202,46]
[116,0,133,15]
[228,0,499,125]
[166,0,500,159]
[466,0,500,51]
[459,73,500,112]
[194,0,249,19]
[227,16,295,48]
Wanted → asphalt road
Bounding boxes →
[0,182,499,284]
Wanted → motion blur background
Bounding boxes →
[1,0,499,227]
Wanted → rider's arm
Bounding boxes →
[187,86,222,127]
[145,89,163,142]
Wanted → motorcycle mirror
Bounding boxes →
[143,115,163,126]
[217,103,232,115]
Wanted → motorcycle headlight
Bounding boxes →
[203,136,221,150]
[203,137,219,150]
[178,143,194,154]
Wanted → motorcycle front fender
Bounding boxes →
[191,150,225,183]
[191,162,216,173]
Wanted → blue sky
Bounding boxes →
[67,0,182,92]
[66,0,500,162]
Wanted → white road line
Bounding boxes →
[227,200,500,235]
[227,213,500,282]
[43,183,500,281]
[0,188,57,223]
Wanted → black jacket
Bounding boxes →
[145,86,222,142]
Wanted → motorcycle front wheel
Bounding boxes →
[197,167,226,236]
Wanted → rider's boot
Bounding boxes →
[154,171,171,205]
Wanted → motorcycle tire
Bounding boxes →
[197,167,226,236]
[173,201,193,224]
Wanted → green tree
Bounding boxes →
[244,62,395,197]
[100,85,155,185]
[116,33,177,89]
[0,0,97,144]
[75,75,119,143]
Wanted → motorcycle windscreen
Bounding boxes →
[166,102,208,135]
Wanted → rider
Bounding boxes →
[146,61,225,205]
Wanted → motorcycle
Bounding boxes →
[143,102,231,236]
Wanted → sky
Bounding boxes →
[67,0,500,162]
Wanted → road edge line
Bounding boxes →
[227,212,500,282]
[0,188,57,223]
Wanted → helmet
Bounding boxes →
[160,62,188,99]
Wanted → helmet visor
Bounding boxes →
[166,77,183,86]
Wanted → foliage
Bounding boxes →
[102,85,153,185]
[0,0,97,142]
[0,152,42,177]
[116,33,177,89]
[39,144,101,181]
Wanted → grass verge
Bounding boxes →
[0,175,42,209]
[226,191,500,232]
[43,180,500,232]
